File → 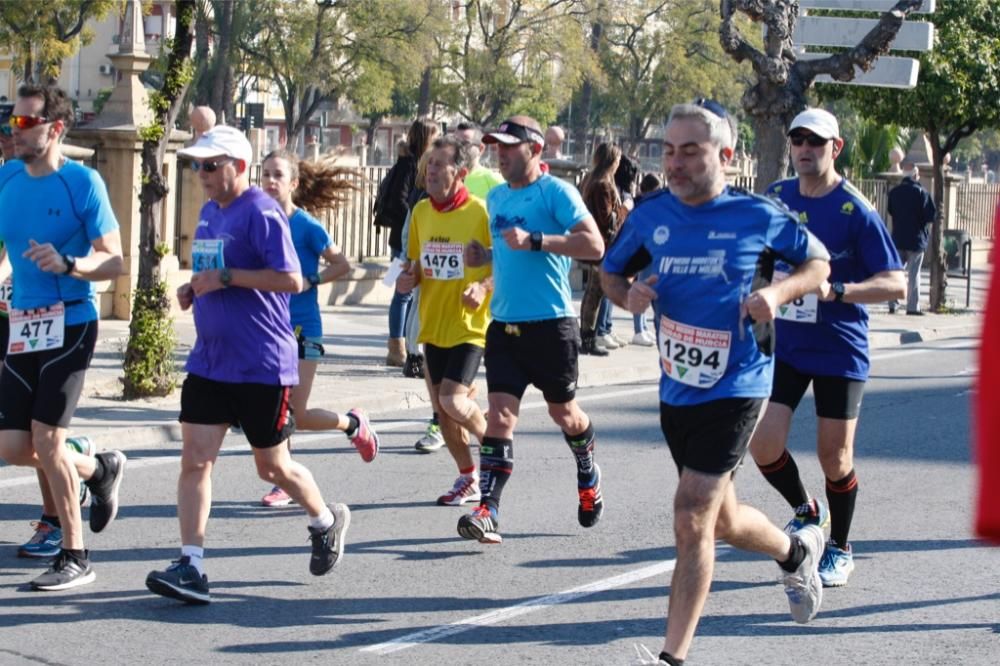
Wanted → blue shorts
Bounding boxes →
[297,335,325,361]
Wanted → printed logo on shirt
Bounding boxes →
[197,219,210,227]
[798,211,809,224]
[841,201,855,215]
[658,250,727,278]
[707,231,737,240]
[492,213,525,237]
[653,225,670,245]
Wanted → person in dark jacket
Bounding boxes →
[888,161,936,315]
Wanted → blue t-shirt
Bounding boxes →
[487,174,591,322]
[603,187,825,407]
[768,178,903,380]
[186,187,301,386]
[288,208,332,337]
[0,160,119,325]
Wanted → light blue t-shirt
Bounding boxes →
[0,160,118,325]
[768,178,902,381]
[603,187,827,407]
[288,208,332,338]
[487,174,591,322]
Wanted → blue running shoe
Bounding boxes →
[784,498,830,535]
[818,540,854,587]
[17,521,63,559]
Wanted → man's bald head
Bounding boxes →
[543,125,565,159]
[190,106,216,139]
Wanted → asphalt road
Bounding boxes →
[1,336,996,665]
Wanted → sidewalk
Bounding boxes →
[67,268,987,450]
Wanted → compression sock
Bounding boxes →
[564,421,596,486]
[478,437,513,515]
[826,469,858,548]
[757,450,809,509]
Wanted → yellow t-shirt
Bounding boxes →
[408,195,492,348]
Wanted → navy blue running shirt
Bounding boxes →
[767,179,902,381]
[603,187,827,407]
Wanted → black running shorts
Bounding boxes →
[660,398,764,475]
[179,373,296,448]
[484,317,580,404]
[770,359,865,420]
[0,321,97,430]
[0,315,8,362]
[424,342,483,387]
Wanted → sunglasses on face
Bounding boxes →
[189,157,233,173]
[9,115,51,130]
[789,133,830,147]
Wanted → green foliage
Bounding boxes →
[121,281,177,399]
[137,123,164,142]
[92,88,114,116]
[0,0,119,82]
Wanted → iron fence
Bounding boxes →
[954,183,999,240]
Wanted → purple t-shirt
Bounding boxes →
[185,186,301,385]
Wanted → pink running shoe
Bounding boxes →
[437,475,481,506]
[347,408,379,462]
[261,485,294,507]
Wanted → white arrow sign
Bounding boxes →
[799,0,935,12]
[802,53,920,89]
[795,16,934,51]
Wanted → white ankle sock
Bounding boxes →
[181,545,205,576]
[309,507,334,531]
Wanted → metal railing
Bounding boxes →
[954,184,1000,239]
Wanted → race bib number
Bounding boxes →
[658,315,730,389]
[773,270,818,323]
[421,241,464,280]
[8,303,65,355]
[191,238,225,273]
[0,277,11,315]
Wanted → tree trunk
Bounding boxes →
[574,19,603,162]
[417,67,432,117]
[209,0,234,122]
[752,112,791,192]
[928,134,948,311]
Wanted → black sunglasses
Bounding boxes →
[189,157,233,173]
[693,97,728,120]
[789,133,830,147]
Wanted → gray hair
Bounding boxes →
[667,103,736,151]
[432,135,475,170]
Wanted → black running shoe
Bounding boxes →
[30,549,96,591]
[578,464,604,528]
[146,557,210,605]
[309,503,351,576]
[87,450,126,533]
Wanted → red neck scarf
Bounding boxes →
[430,184,470,213]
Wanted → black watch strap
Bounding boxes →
[61,254,76,275]
[530,231,543,252]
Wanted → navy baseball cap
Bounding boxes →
[483,119,545,146]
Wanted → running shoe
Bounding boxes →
[437,475,481,506]
[261,485,294,507]
[346,408,379,462]
[783,498,830,535]
[145,556,211,604]
[86,450,127,533]
[414,420,445,453]
[17,520,63,559]
[631,644,670,665]
[781,524,824,624]
[818,540,855,587]
[30,549,95,591]
[309,503,351,575]
[457,504,502,544]
[597,333,620,350]
[612,332,631,347]
[66,436,96,507]
[578,464,605,528]
[631,330,656,347]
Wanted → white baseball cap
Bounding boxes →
[178,125,253,167]
[788,108,840,140]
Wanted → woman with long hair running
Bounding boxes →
[258,150,380,506]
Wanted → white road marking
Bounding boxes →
[869,339,973,362]
[360,558,679,655]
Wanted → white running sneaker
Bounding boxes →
[597,334,620,350]
[415,420,445,453]
[631,330,655,346]
[436,475,481,506]
[782,524,824,624]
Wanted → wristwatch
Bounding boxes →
[308,274,321,288]
[220,267,233,288]
[831,281,846,303]
[530,231,543,252]
[61,254,76,275]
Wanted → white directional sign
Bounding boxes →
[795,0,936,89]
[799,0,935,13]
[800,54,920,89]
[795,16,934,52]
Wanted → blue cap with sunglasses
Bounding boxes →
[788,108,840,141]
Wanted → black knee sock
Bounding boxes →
[826,469,858,548]
[563,421,596,485]
[757,450,809,509]
[478,437,513,515]
[41,514,61,529]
